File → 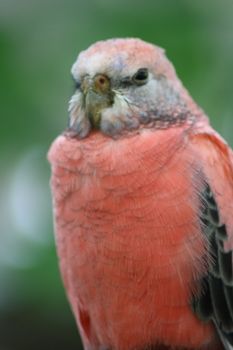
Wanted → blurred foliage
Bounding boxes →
[0,0,233,349]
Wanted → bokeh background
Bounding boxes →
[0,0,233,349]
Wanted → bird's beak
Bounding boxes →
[81,74,114,127]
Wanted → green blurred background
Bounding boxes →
[0,0,233,349]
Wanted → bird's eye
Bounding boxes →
[133,68,149,85]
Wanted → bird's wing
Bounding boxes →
[190,127,233,349]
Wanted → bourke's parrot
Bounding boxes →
[48,39,233,350]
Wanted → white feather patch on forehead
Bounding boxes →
[71,52,105,78]
[71,50,131,80]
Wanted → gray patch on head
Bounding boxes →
[111,55,126,74]
[68,65,194,139]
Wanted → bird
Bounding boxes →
[48,38,233,350]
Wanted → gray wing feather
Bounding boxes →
[193,183,233,349]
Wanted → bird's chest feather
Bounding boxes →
[50,129,216,350]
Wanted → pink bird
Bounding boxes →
[48,38,233,350]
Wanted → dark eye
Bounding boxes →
[133,68,149,85]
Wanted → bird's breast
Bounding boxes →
[49,128,216,350]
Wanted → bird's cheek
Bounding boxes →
[100,107,140,137]
[69,107,91,139]
[100,113,125,136]
[68,92,91,138]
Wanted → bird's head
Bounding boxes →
[68,38,198,139]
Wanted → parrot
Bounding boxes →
[48,38,233,350]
